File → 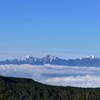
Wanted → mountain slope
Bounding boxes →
[0,76,100,100]
[0,55,100,67]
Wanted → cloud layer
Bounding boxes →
[0,64,100,87]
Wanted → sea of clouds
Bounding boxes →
[0,64,100,87]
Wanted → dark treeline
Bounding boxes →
[0,76,100,100]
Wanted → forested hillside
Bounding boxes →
[0,76,100,100]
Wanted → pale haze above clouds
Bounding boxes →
[0,64,100,87]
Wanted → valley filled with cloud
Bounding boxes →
[0,64,100,87]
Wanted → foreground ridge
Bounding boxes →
[0,76,100,100]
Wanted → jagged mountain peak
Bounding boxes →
[43,55,58,62]
[26,55,31,59]
[22,55,34,61]
[44,55,57,59]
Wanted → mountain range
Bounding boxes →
[0,55,100,67]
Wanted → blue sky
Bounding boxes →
[0,0,100,59]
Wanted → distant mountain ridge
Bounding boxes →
[0,55,100,67]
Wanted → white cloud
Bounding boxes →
[0,64,100,87]
[45,75,100,87]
